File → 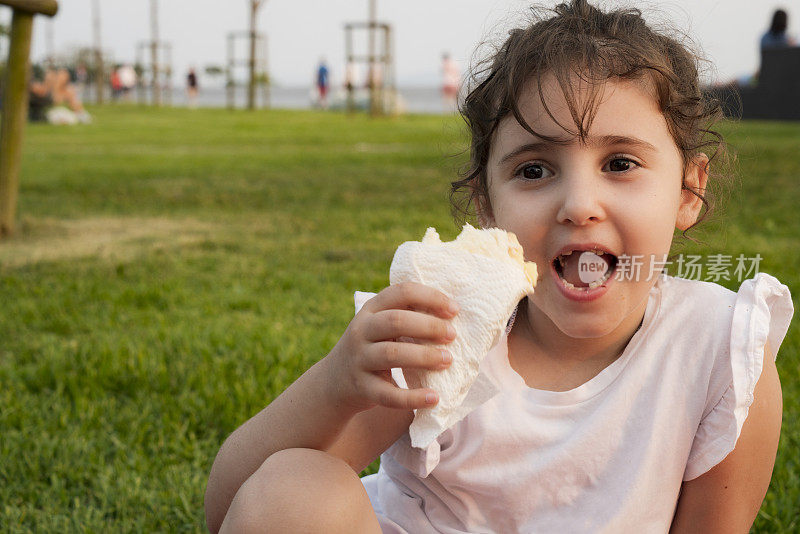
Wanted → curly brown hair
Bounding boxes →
[450,0,732,242]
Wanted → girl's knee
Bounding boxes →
[221,448,381,533]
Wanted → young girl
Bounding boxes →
[205,1,794,532]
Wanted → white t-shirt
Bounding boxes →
[355,272,793,533]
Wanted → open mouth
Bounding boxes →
[552,248,619,290]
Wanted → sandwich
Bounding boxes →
[390,223,537,448]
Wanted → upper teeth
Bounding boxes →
[558,248,606,262]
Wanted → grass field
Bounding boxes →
[0,106,797,532]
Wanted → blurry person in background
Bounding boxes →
[187,67,199,108]
[316,58,330,109]
[118,64,137,101]
[441,52,459,112]
[741,8,799,85]
[761,9,796,49]
[110,66,123,101]
[29,68,91,124]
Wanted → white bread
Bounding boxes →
[389,224,537,448]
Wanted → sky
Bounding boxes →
[2,0,796,88]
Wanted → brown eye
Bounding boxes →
[519,164,548,180]
[607,158,633,172]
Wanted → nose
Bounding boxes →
[555,173,607,226]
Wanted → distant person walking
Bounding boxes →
[761,9,796,50]
[110,67,123,101]
[316,59,330,109]
[187,68,199,108]
[118,64,137,101]
[441,52,460,112]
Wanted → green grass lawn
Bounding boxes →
[0,106,797,532]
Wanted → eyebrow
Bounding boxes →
[498,135,658,165]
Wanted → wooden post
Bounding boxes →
[0,11,32,236]
[0,0,57,16]
[0,0,59,237]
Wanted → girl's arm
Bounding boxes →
[669,341,782,533]
[204,282,457,532]
[205,364,415,533]
[327,400,416,474]
[204,357,358,533]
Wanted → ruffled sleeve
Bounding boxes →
[354,291,444,477]
[683,273,794,481]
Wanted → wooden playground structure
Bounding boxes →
[344,0,396,116]
[136,0,172,107]
[0,0,59,237]
[226,30,269,110]
[136,40,173,107]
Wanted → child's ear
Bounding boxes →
[676,153,709,231]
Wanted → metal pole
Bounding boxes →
[247,0,259,110]
[150,0,160,106]
[136,44,144,104]
[0,10,34,236]
[260,35,269,108]
[385,25,393,114]
[165,43,172,105]
[226,33,234,109]
[367,0,378,115]
[92,0,104,104]
[345,25,354,113]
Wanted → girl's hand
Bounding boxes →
[324,282,458,414]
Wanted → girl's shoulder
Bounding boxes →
[658,272,737,302]
[653,272,792,345]
[675,272,793,480]
[651,272,794,363]
[653,274,739,333]
[657,271,791,315]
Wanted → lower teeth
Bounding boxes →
[561,270,612,290]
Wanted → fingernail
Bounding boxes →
[447,325,457,340]
[426,392,437,404]
[448,301,460,315]
[441,350,452,364]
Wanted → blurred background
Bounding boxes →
[0,1,798,531]
[3,0,797,112]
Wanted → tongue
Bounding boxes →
[561,251,611,287]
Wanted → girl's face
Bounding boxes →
[482,75,706,340]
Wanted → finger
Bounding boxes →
[366,309,456,344]
[362,341,452,372]
[369,282,459,318]
[363,378,440,410]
